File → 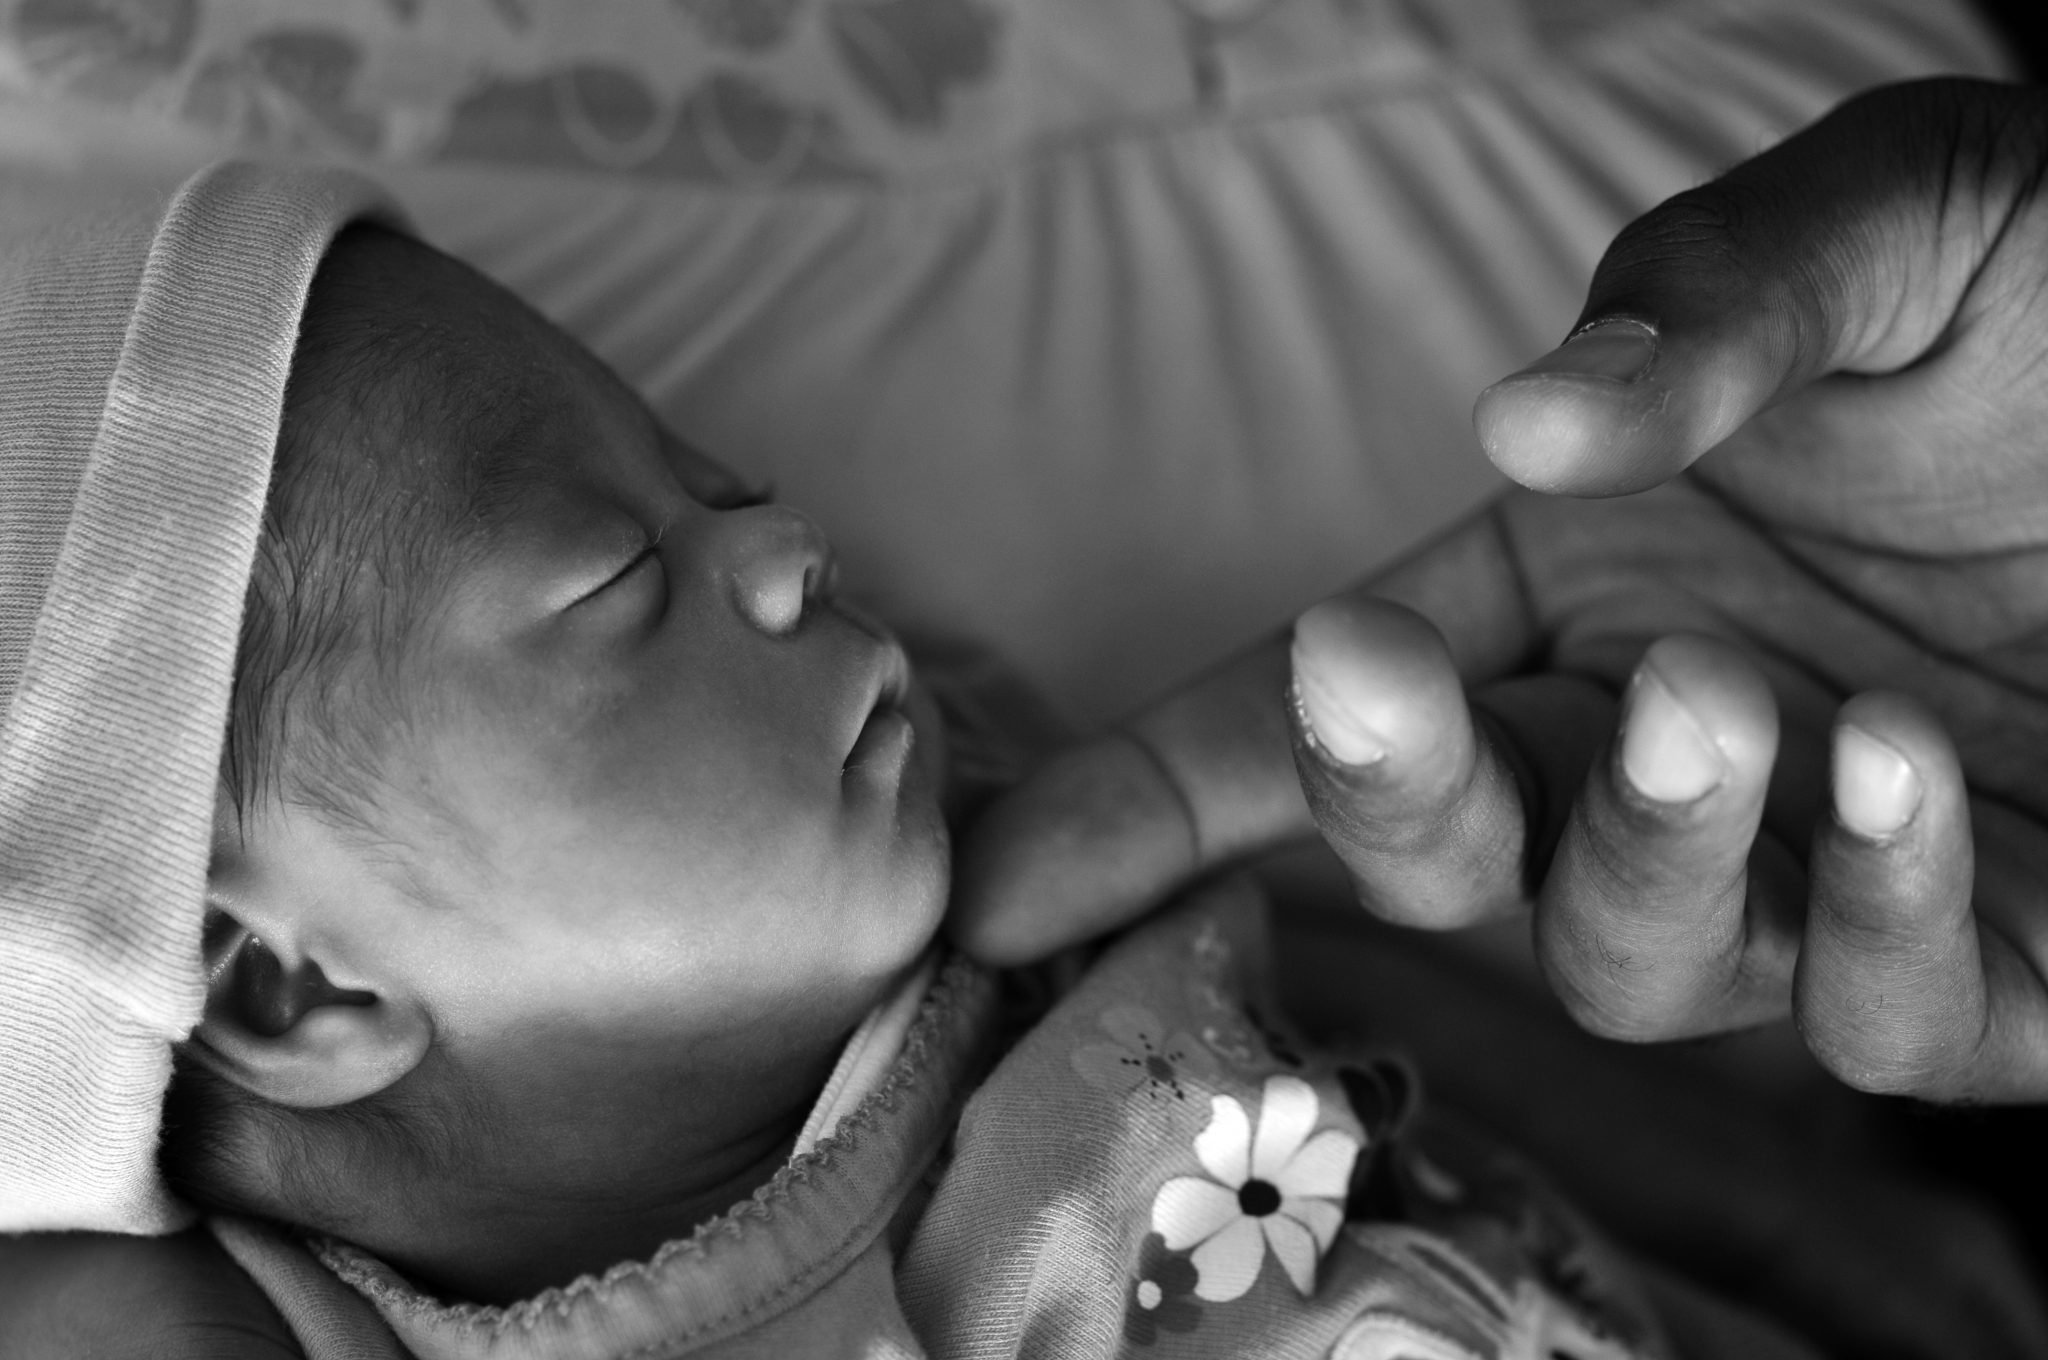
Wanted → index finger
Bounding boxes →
[949,512,1531,966]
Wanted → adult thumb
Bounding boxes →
[1474,77,2046,495]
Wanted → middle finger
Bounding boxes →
[1535,634,1804,1040]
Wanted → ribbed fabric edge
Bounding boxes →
[318,956,1000,1360]
[0,159,402,1234]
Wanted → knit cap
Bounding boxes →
[0,160,398,1234]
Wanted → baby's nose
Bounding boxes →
[727,505,835,636]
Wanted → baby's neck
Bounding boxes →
[407,1109,808,1306]
[336,1038,843,1307]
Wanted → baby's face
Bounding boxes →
[222,235,949,1113]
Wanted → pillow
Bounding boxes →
[0,0,2012,722]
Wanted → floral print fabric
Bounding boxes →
[1150,1075,1356,1301]
[895,879,1676,1358]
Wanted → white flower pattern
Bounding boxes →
[1150,1074,1360,1302]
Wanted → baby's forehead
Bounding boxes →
[285,228,618,547]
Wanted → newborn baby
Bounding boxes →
[170,218,957,1306]
[0,162,1785,1359]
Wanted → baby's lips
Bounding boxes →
[838,627,911,763]
[831,595,896,645]
[844,703,916,780]
[834,600,911,710]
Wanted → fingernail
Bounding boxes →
[1619,668,1724,803]
[1833,725,1921,841]
[1513,319,1657,384]
[1288,665,1389,768]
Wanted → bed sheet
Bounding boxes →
[0,0,2012,722]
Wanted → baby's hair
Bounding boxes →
[161,224,513,1227]
[222,224,480,841]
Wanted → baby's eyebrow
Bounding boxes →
[448,397,556,539]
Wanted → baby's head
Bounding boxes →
[157,225,950,1298]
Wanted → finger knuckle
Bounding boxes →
[1810,1047,1933,1097]
[1561,993,1686,1044]
[1593,189,1749,307]
[1578,800,1747,906]
[1798,1002,1957,1098]
[1542,925,1695,1043]
[1845,78,2048,182]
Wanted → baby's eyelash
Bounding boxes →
[569,540,661,608]
[613,544,660,581]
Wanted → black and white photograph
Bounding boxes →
[1,0,2045,1354]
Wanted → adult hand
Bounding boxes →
[952,77,2048,1104]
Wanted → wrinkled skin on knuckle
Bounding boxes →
[1588,77,2048,380]
[1796,984,1973,1099]
[1867,77,2048,198]
[1291,692,1501,857]
[1538,913,1693,1044]
[1833,78,2048,369]
[1553,947,1746,1044]
[1301,764,1526,928]
[1581,186,1753,325]
[1804,1036,1934,1098]
[1540,845,1772,1042]
[1552,971,1685,1045]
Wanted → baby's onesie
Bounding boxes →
[216,882,1811,1358]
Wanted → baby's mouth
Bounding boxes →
[844,644,913,778]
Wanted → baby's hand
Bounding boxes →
[950,639,1314,963]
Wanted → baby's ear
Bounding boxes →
[193,911,432,1109]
